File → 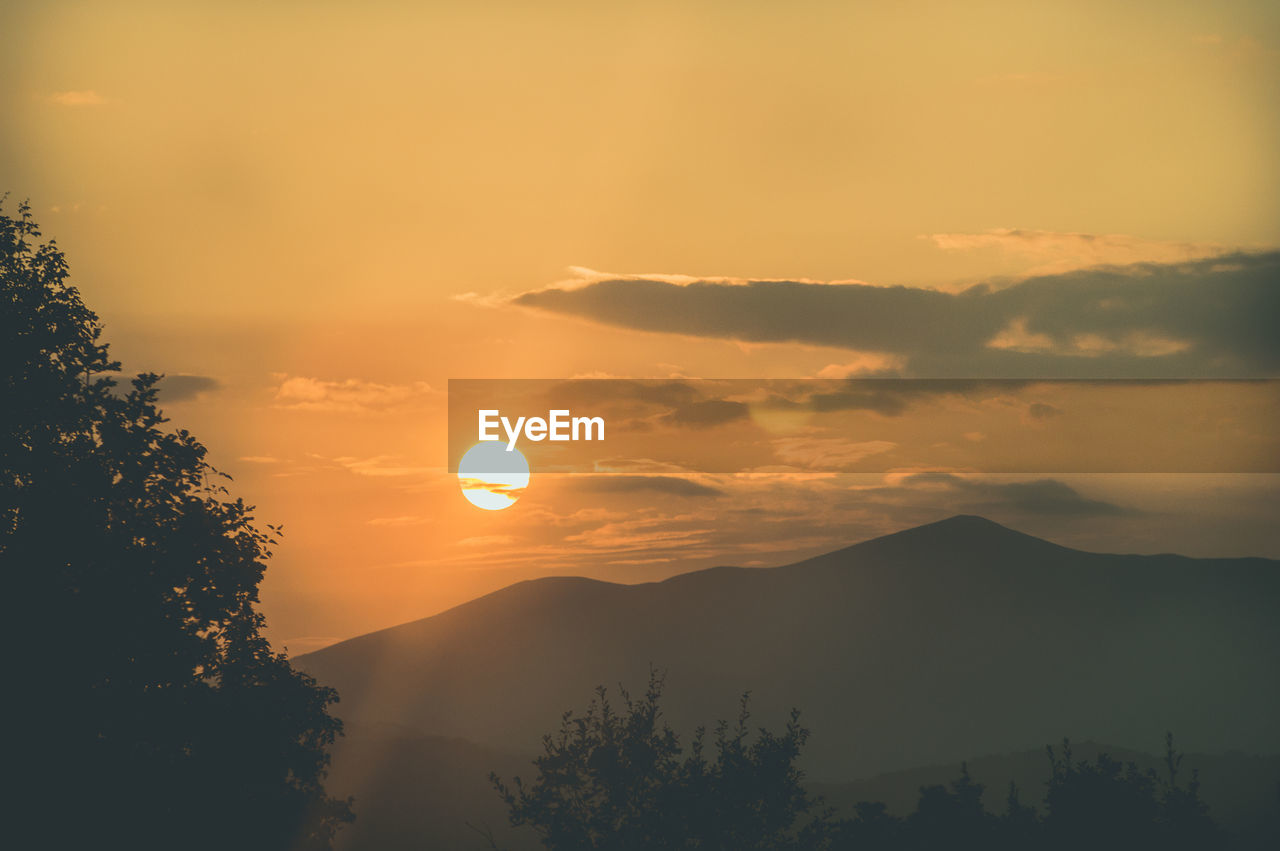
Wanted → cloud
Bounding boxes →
[793,379,1033,417]
[899,472,1131,517]
[456,535,518,547]
[546,378,702,409]
[543,378,751,432]
[47,90,109,107]
[1027,402,1062,420]
[159,374,221,401]
[815,352,906,378]
[564,515,714,554]
[926,228,1243,276]
[273,375,436,413]
[512,471,1138,577]
[510,253,1280,378]
[451,291,510,308]
[806,386,921,416]
[367,515,433,527]
[770,438,897,470]
[239,455,280,464]
[660,398,749,428]
[458,478,526,500]
[987,318,1192,358]
[568,475,724,498]
[333,455,434,477]
[546,265,840,290]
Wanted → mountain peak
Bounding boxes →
[787,514,1069,572]
[858,513,1064,554]
[925,514,1011,531]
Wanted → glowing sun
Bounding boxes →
[457,442,530,510]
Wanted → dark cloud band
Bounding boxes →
[513,253,1280,378]
[158,374,222,402]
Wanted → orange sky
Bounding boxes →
[5,0,1278,652]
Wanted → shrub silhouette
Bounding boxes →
[491,669,829,850]
[2,198,352,849]
[496,673,1241,850]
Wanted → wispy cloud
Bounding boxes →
[1027,402,1062,421]
[895,472,1132,517]
[465,266,875,309]
[926,228,1242,277]
[159,373,221,401]
[458,477,527,500]
[815,352,906,378]
[333,455,435,477]
[770,438,897,471]
[47,90,109,107]
[567,475,723,498]
[366,515,433,527]
[564,514,715,554]
[986,318,1192,358]
[272,375,437,413]
[456,535,519,547]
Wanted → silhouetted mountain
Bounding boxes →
[297,516,1280,779]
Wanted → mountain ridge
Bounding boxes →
[300,514,1154,659]
[296,514,1280,778]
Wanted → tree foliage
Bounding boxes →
[2,198,352,849]
[1038,734,1218,850]
[491,670,829,850]
[827,734,1221,850]
[496,671,1239,851]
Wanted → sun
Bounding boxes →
[457,442,530,510]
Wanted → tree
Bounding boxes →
[829,766,1021,851]
[1041,735,1219,851]
[491,670,830,850]
[824,736,1225,851]
[2,198,353,849]
[901,764,995,848]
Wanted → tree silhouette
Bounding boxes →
[826,734,1226,850]
[491,670,830,850]
[901,764,996,848]
[492,664,1249,850]
[1041,735,1219,850]
[2,198,352,849]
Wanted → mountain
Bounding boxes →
[296,515,1280,779]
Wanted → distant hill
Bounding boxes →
[298,515,1280,779]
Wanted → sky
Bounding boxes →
[4,0,1278,653]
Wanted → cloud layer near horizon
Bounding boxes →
[512,254,1280,378]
